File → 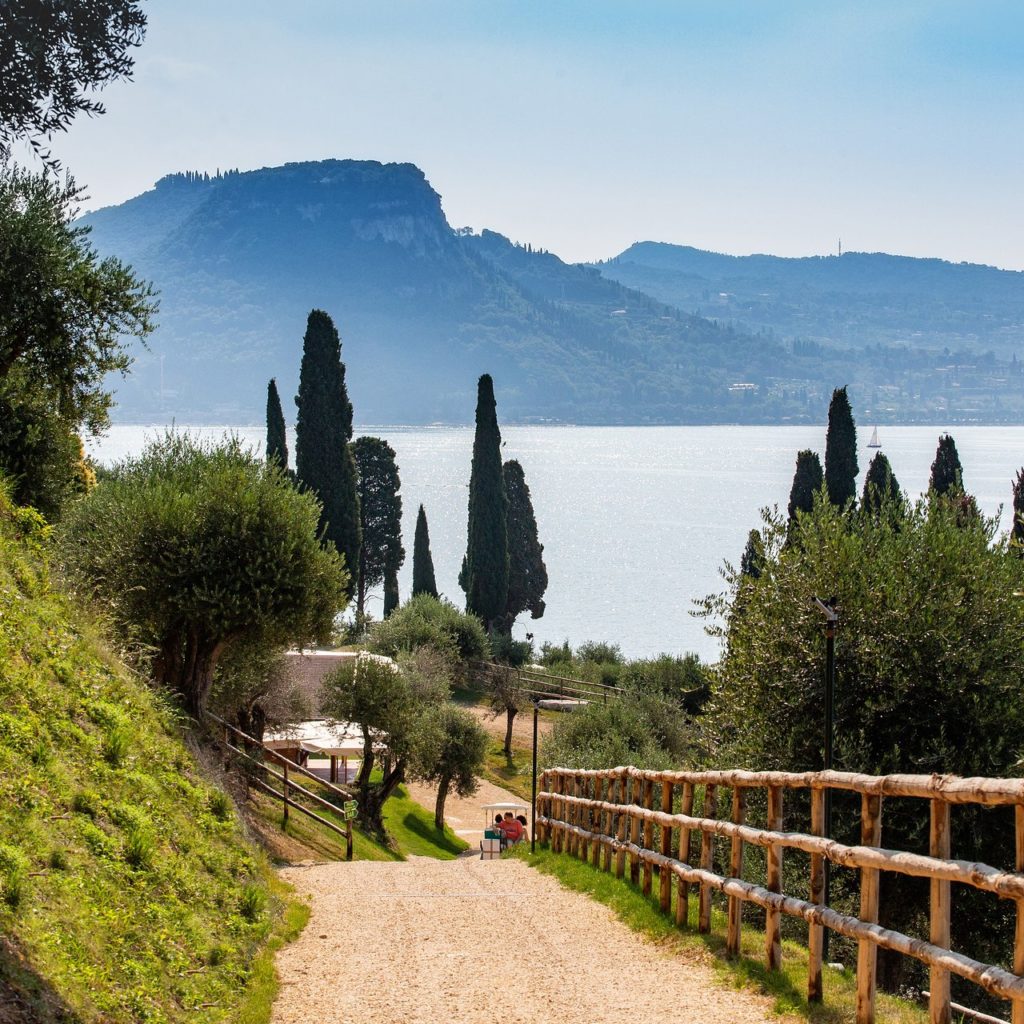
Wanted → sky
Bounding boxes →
[35,1,1024,269]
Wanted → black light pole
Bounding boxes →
[531,697,539,854]
[813,595,838,958]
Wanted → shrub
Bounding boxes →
[370,593,488,665]
[239,884,266,923]
[123,826,154,870]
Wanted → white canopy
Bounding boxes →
[264,719,365,758]
[482,801,529,813]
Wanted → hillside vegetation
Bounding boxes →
[0,487,293,1024]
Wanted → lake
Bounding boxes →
[87,424,1024,662]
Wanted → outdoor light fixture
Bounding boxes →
[812,595,838,956]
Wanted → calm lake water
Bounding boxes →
[87,425,1024,662]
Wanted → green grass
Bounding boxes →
[381,786,469,859]
[249,783,467,862]
[233,876,309,1024]
[0,491,301,1024]
[512,845,928,1024]
[481,741,534,802]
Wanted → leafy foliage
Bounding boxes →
[0,166,155,432]
[703,492,1024,992]
[415,704,488,828]
[0,483,284,1023]
[786,450,823,527]
[824,386,857,508]
[294,308,360,603]
[861,451,901,518]
[412,503,438,599]
[58,432,347,716]
[369,593,488,667]
[460,374,508,630]
[503,459,547,626]
[929,433,963,496]
[265,377,288,469]
[0,1,146,163]
[542,685,700,771]
[351,436,404,619]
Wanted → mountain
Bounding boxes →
[596,242,1024,358]
[80,160,1024,425]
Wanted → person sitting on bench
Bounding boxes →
[498,812,524,845]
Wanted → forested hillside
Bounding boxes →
[81,160,1024,424]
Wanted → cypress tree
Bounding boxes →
[929,434,963,496]
[787,449,824,526]
[1013,469,1024,553]
[503,459,547,627]
[824,386,858,508]
[265,378,287,469]
[351,436,404,621]
[383,568,400,618]
[294,309,360,602]
[861,451,901,518]
[739,528,763,580]
[412,504,439,598]
[459,374,508,631]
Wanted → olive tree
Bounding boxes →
[417,704,488,829]
[58,433,347,717]
[701,492,1024,993]
[321,649,449,835]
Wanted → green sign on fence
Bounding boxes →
[343,800,358,820]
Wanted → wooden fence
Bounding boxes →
[537,765,1024,1024]
[206,711,355,860]
[469,661,624,704]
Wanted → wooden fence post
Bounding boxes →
[677,782,695,928]
[580,775,592,862]
[856,793,883,1024]
[699,783,717,933]
[282,759,290,826]
[615,772,628,879]
[1013,805,1024,1024]
[808,786,826,1003]
[593,776,605,867]
[727,786,746,956]
[642,776,655,896]
[660,780,674,913]
[557,770,565,851]
[629,775,642,885]
[929,799,951,1024]
[765,785,784,970]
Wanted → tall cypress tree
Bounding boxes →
[294,309,360,602]
[787,449,824,526]
[739,528,763,580]
[1013,470,1024,553]
[930,434,963,496]
[412,504,439,599]
[503,459,547,626]
[383,569,400,618]
[351,436,404,620]
[824,386,858,508]
[459,374,508,631]
[265,378,287,469]
[861,451,901,518]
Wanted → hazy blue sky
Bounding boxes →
[41,1,1024,268]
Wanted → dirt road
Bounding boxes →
[272,856,788,1024]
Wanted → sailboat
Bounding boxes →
[867,426,881,449]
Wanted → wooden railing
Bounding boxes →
[205,711,355,860]
[469,661,624,704]
[537,765,1024,1024]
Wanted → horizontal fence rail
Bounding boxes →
[469,661,624,704]
[537,765,1024,1024]
[205,711,354,860]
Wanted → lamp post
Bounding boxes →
[531,697,539,854]
[812,595,838,957]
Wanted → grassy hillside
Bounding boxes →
[0,490,297,1024]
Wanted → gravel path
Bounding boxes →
[272,857,788,1024]
[404,776,530,847]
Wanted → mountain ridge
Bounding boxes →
[79,159,1024,425]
